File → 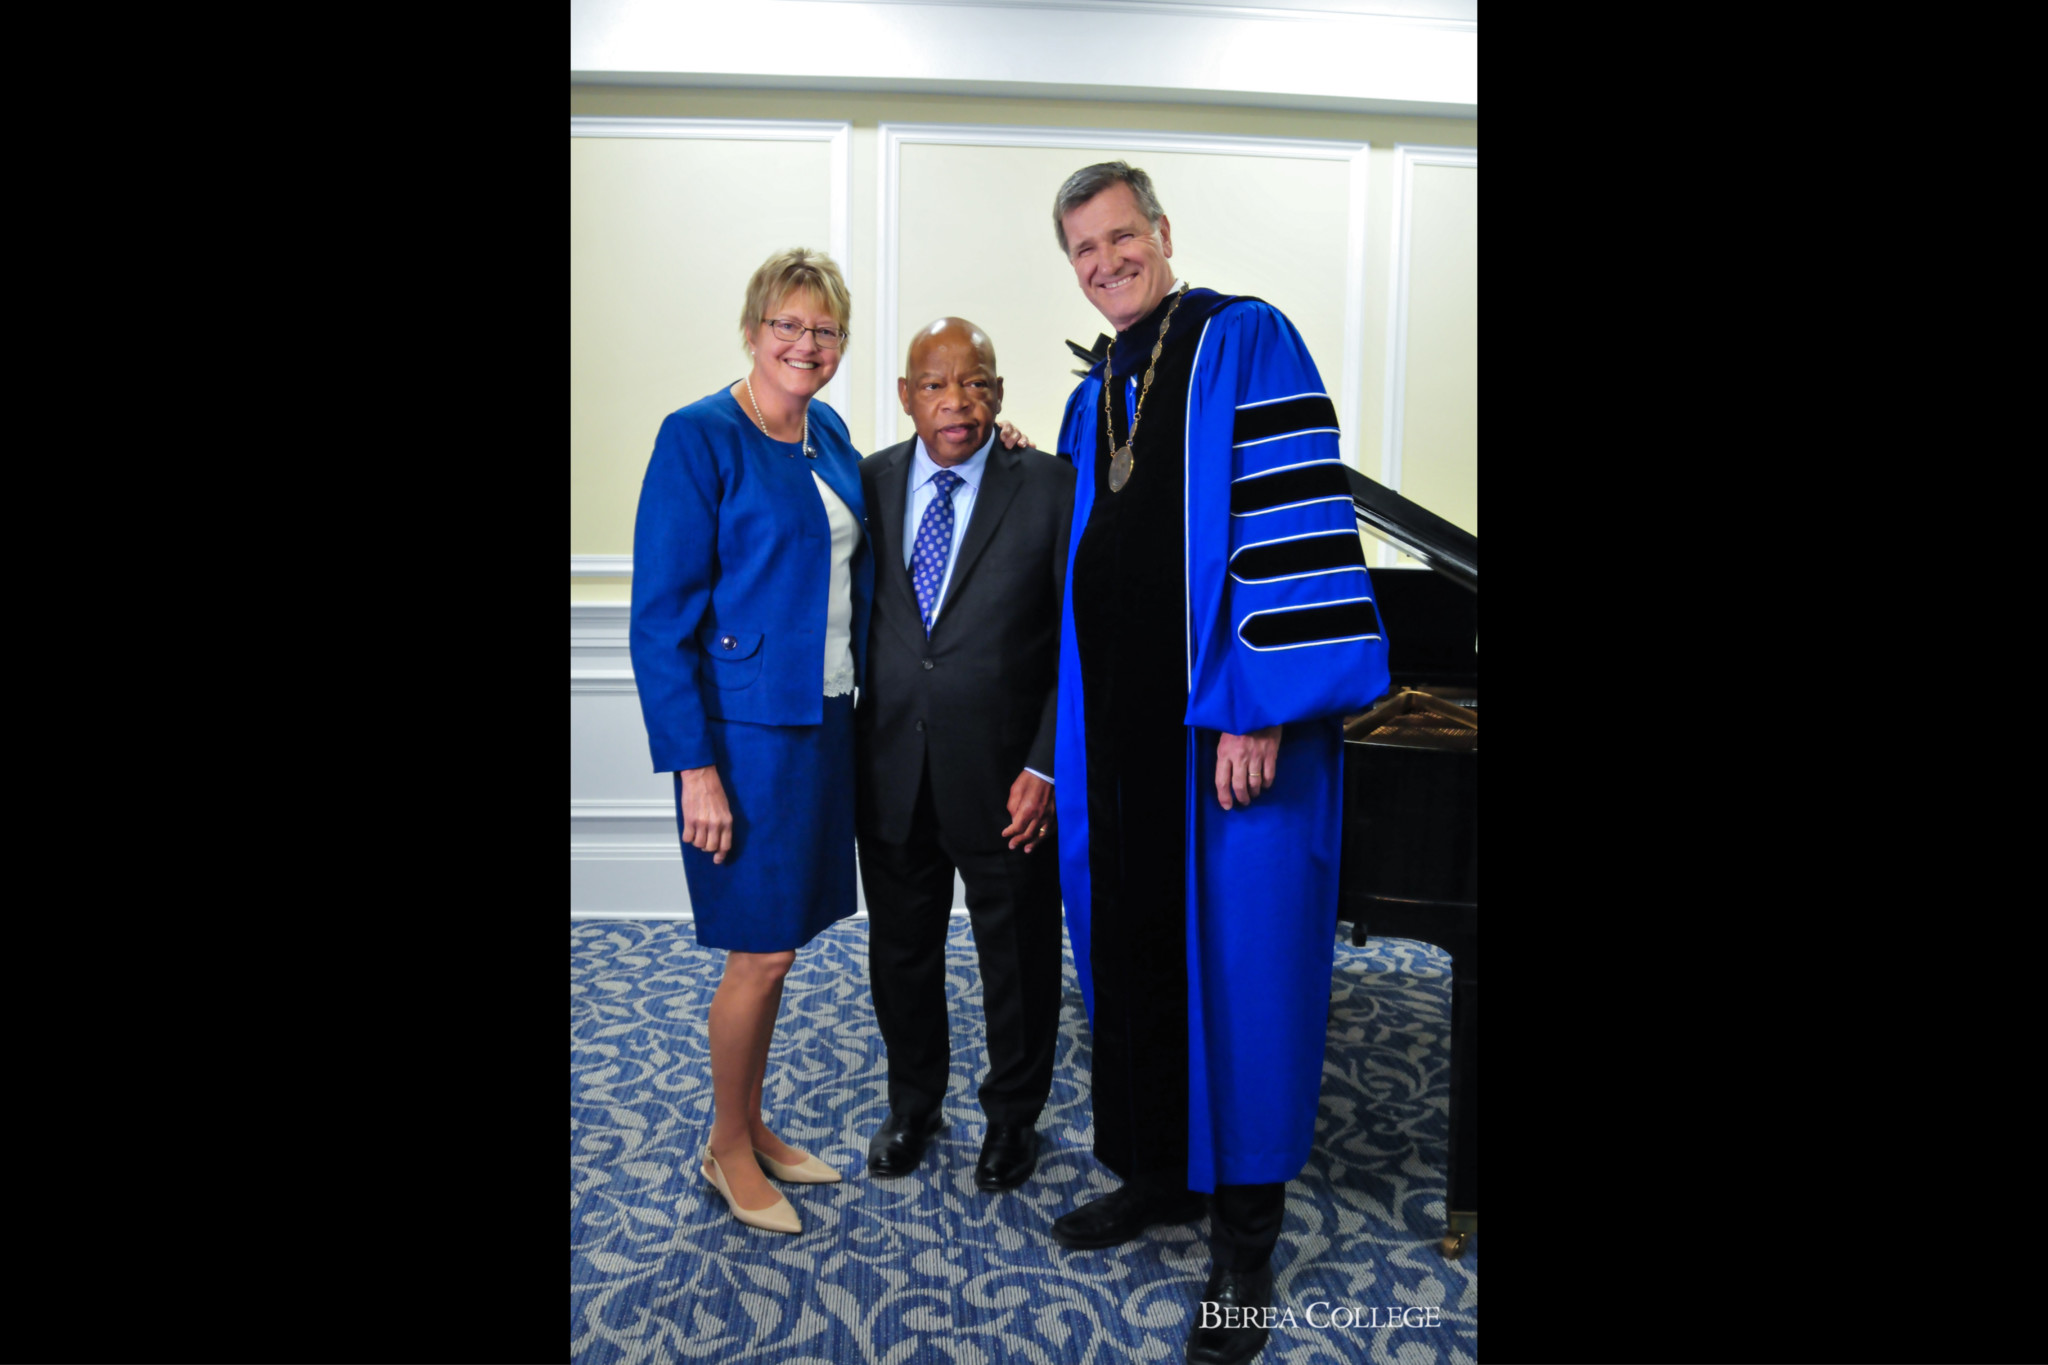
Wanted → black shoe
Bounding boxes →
[974,1123,1040,1192]
[866,1109,943,1178]
[1049,1183,1207,1250]
[1186,1262,1275,1365]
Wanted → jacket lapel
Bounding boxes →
[934,441,1022,626]
[871,442,930,651]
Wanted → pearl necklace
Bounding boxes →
[743,375,814,458]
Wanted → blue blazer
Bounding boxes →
[629,388,874,775]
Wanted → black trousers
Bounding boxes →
[1209,1182,1287,1272]
[1128,1173,1287,1272]
[857,761,1065,1126]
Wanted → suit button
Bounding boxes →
[720,636,736,650]
[915,720,925,732]
[922,659,934,670]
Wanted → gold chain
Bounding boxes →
[1102,283,1187,492]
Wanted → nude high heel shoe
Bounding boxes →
[754,1147,844,1184]
[702,1149,802,1234]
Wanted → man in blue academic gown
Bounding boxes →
[1045,162,1390,1365]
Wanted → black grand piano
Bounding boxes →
[1341,468,1478,1259]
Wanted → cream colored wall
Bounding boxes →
[570,87,1476,601]
[895,144,1350,463]
[571,136,834,568]
[1398,163,1478,537]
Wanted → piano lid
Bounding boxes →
[1346,467,1477,594]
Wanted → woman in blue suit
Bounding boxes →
[630,248,874,1234]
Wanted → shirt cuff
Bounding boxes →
[1023,767,1053,785]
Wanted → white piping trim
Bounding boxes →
[1231,456,1346,483]
[1185,314,1218,695]
[1233,427,1339,450]
[1235,391,1327,410]
[1227,528,1363,583]
[1236,595,1382,653]
[1230,565,1368,586]
[1241,631,1381,653]
[1230,494,1351,518]
[1230,527,1358,555]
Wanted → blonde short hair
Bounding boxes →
[740,247,853,352]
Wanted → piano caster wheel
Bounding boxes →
[1439,1231,1468,1259]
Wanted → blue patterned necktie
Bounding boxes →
[911,469,963,636]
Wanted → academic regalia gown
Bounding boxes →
[1054,288,1392,1193]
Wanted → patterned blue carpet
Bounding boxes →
[571,917,1477,1363]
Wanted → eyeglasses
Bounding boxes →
[763,318,847,349]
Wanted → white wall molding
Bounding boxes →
[573,909,694,921]
[571,602,630,651]
[570,602,630,627]
[875,123,1370,462]
[571,670,637,694]
[573,799,673,821]
[571,554,634,578]
[571,1,1477,116]
[570,116,853,418]
[1377,141,1475,566]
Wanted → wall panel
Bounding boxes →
[571,128,841,562]
[1398,161,1478,536]
[891,139,1355,461]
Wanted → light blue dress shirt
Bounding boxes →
[902,429,1053,788]
[902,430,994,625]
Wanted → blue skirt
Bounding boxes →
[677,693,856,952]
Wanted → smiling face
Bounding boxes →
[898,319,1003,468]
[1060,181,1175,333]
[747,288,843,406]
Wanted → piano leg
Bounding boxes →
[1338,895,1478,1257]
[1441,955,1477,1259]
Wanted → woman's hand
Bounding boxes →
[997,420,1035,450]
[680,764,735,863]
[1215,726,1283,810]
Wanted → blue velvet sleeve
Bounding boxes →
[628,409,722,774]
[1183,302,1391,734]
[1054,378,1096,468]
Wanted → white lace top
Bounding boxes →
[813,471,861,697]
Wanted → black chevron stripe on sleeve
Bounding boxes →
[1230,462,1351,515]
[1233,395,1339,446]
[1239,599,1383,648]
[1230,533,1365,581]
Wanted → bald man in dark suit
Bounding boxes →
[856,318,1074,1191]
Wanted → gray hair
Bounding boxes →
[1052,161,1165,255]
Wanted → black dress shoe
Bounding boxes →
[1049,1183,1208,1249]
[866,1109,943,1178]
[1186,1262,1275,1365]
[974,1123,1040,1191]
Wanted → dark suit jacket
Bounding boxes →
[856,437,1076,848]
